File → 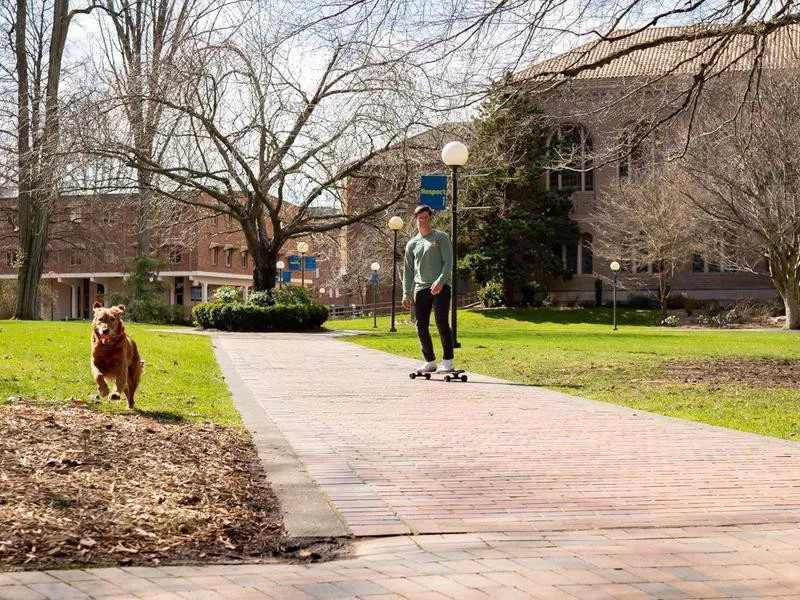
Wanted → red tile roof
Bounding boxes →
[517,24,800,81]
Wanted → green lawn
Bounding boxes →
[0,320,240,426]
[327,308,800,440]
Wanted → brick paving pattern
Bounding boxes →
[4,331,800,599]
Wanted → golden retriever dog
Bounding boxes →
[91,302,143,409]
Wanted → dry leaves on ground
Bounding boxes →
[661,358,800,387]
[0,403,286,570]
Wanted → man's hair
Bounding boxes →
[414,204,432,217]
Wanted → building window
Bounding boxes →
[692,253,705,272]
[548,125,594,192]
[167,246,182,264]
[225,249,233,267]
[175,279,184,305]
[212,247,219,266]
[580,233,593,275]
[564,242,578,274]
[190,284,202,302]
[96,283,105,306]
[619,124,663,180]
[240,251,248,268]
[69,249,82,266]
[227,214,233,226]
[103,247,116,263]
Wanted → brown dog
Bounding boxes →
[91,302,143,409]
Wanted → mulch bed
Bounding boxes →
[660,358,800,387]
[0,402,343,571]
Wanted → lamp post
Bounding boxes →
[370,261,380,328]
[610,261,621,331]
[297,241,309,288]
[276,260,285,289]
[442,141,468,349]
[388,216,404,332]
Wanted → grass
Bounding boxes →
[0,320,241,426]
[327,307,800,440]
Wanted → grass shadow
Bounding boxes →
[475,307,659,326]
[135,409,187,422]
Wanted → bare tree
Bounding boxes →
[89,0,238,255]
[677,74,800,329]
[591,162,702,317]
[0,0,94,319]
[85,5,441,292]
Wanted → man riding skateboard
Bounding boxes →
[402,204,456,373]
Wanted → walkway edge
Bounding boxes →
[212,336,352,540]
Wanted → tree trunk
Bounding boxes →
[781,277,800,330]
[15,203,49,319]
[252,244,278,292]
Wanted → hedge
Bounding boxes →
[192,301,329,331]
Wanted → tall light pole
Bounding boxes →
[276,260,285,289]
[388,216,404,332]
[610,261,621,331]
[370,261,380,328]
[297,241,309,289]
[442,141,469,349]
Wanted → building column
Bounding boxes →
[201,282,208,302]
[70,284,79,319]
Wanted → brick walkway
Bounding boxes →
[4,330,800,599]
[217,332,800,537]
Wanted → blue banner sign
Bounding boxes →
[419,174,448,210]
[288,255,301,271]
[283,271,291,283]
[370,272,378,285]
[304,256,317,271]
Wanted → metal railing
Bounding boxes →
[326,290,479,320]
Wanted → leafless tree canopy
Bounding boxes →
[677,73,800,329]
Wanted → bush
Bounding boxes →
[213,286,242,304]
[192,301,328,331]
[660,315,680,327]
[624,294,659,309]
[248,290,275,307]
[273,286,312,305]
[478,281,505,308]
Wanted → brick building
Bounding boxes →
[514,24,799,304]
[0,193,316,320]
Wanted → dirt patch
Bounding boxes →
[661,358,800,387]
[0,403,347,571]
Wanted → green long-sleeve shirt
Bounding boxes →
[402,229,453,298]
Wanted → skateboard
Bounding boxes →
[409,369,468,382]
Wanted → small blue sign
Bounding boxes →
[420,174,448,210]
[288,255,301,271]
[304,256,317,271]
[283,271,291,283]
[370,273,378,285]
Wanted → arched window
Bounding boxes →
[548,125,593,192]
[581,233,593,274]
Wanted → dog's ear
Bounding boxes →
[93,302,102,309]
[117,305,126,312]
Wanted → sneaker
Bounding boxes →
[418,361,437,372]
[436,359,454,373]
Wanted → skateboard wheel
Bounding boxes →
[444,375,451,382]
[424,373,431,380]
[410,372,416,379]
[460,375,468,382]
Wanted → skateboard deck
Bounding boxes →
[409,369,467,382]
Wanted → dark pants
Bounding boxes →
[415,285,454,362]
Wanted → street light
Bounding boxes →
[388,216,404,332]
[276,260,285,289]
[442,141,468,349]
[297,241,309,288]
[610,261,621,331]
[370,261,380,328]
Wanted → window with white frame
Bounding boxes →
[69,248,82,266]
[212,247,219,266]
[240,251,248,268]
[548,125,594,191]
[225,249,233,267]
